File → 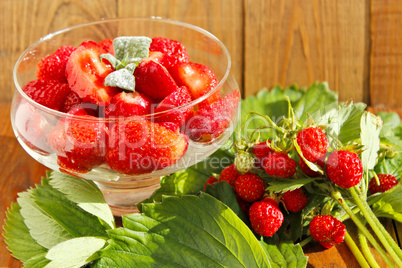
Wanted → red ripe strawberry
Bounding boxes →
[47,108,107,173]
[134,59,178,101]
[297,127,329,162]
[186,90,240,142]
[281,188,308,213]
[218,164,240,187]
[157,122,180,133]
[369,174,399,194]
[106,119,188,174]
[234,173,266,203]
[22,79,71,111]
[169,62,220,105]
[249,198,284,237]
[66,41,119,106]
[262,152,297,178]
[36,46,76,83]
[154,86,193,127]
[236,195,252,216]
[253,141,273,159]
[299,158,320,177]
[326,150,363,189]
[149,37,189,68]
[203,176,218,191]
[98,38,114,55]
[309,215,346,248]
[60,91,83,113]
[105,91,151,117]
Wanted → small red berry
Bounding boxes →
[36,46,76,83]
[203,176,218,191]
[218,164,240,187]
[326,150,363,189]
[281,188,309,213]
[297,127,329,162]
[236,195,251,216]
[369,174,398,194]
[249,198,284,237]
[234,173,266,203]
[253,141,273,159]
[309,215,346,248]
[262,152,297,178]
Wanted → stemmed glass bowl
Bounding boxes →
[11,17,240,215]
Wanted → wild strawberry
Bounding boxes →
[218,164,240,187]
[22,79,71,111]
[98,38,114,55]
[66,41,119,106]
[105,91,151,117]
[369,174,399,194]
[249,198,284,237]
[186,90,240,142]
[106,119,188,175]
[299,158,320,177]
[60,91,83,113]
[297,127,329,162]
[149,37,189,68]
[309,215,346,249]
[36,46,76,83]
[236,195,251,215]
[154,86,193,128]
[203,176,218,191]
[253,141,273,159]
[326,150,363,189]
[169,62,220,106]
[281,188,308,213]
[234,173,266,203]
[134,59,178,101]
[262,152,297,178]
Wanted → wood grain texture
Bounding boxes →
[244,0,370,103]
[370,0,402,109]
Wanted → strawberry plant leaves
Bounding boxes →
[368,185,402,222]
[360,112,381,174]
[260,237,307,268]
[266,178,317,194]
[95,193,271,268]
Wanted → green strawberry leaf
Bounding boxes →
[266,178,317,194]
[95,193,271,268]
[368,184,402,222]
[360,112,381,173]
[260,237,308,268]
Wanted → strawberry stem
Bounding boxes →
[344,231,370,268]
[299,236,313,248]
[349,187,402,264]
[358,229,382,268]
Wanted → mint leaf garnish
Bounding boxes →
[113,36,152,63]
[104,68,135,91]
[99,53,123,70]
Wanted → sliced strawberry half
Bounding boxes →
[60,91,83,113]
[134,59,178,101]
[66,41,119,106]
[154,86,193,128]
[105,91,152,117]
[169,62,220,105]
[149,37,189,68]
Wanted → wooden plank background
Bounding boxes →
[0,0,401,267]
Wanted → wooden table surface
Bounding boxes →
[1,0,401,267]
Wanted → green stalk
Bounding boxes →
[344,231,370,268]
[358,229,382,268]
[331,191,398,267]
[299,236,313,248]
[350,187,402,263]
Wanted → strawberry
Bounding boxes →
[326,150,363,189]
[98,38,114,55]
[236,195,252,216]
[280,188,308,213]
[249,198,284,237]
[22,79,71,111]
[234,173,266,203]
[47,108,107,173]
[218,164,240,187]
[253,141,273,168]
[169,62,220,105]
[369,174,399,194]
[60,91,83,113]
[297,127,329,162]
[36,45,76,83]
[309,215,346,248]
[66,41,119,106]
[154,86,193,127]
[185,90,240,142]
[106,119,189,174]
[157,122,180,133]
[299,158,321,177]
[262,152,297,178]
[134,59,178,101]
[105,91,151,118]
[149,37,189,68]
[203,176,218,191]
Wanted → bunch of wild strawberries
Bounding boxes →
[204,125,399,249]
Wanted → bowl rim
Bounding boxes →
[13,17,233,122]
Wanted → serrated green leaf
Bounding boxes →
[266,178,317,193]
[369,185,402,222]
[104,68,135,91]
[24,253,51,268]
[95,194,271,268]
[113,36,152,63]
[260,237,307,268]
[48,172,114,229]
[360,112,381,173]
[45,237,106,268]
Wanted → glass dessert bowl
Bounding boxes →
[11,17,240,216]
